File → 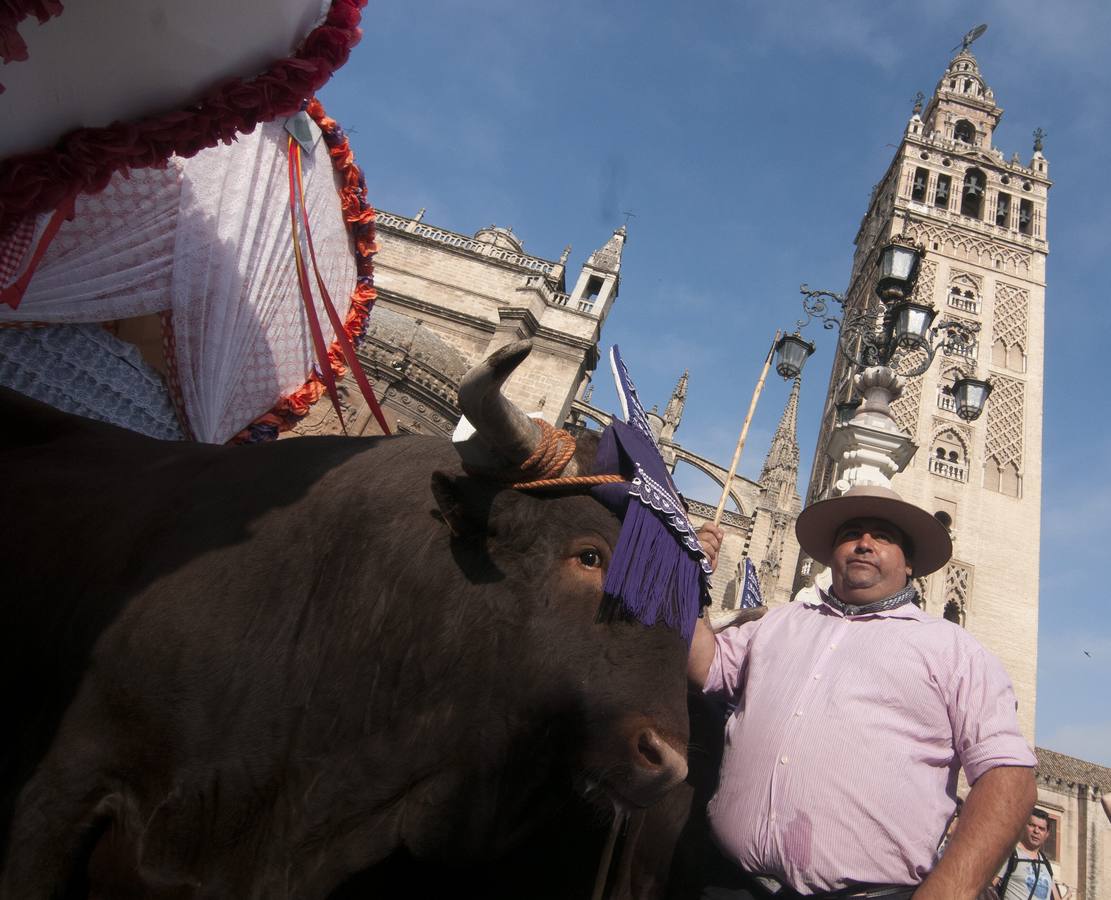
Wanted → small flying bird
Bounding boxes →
[1083,650,1091,657]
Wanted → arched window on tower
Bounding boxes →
[911,167,929,202]
[1018,199,1034,236]
[954,120,976,144]
[947,273,981,314]
[934,174,951,209]
[995,192,1012,228]
[943,600,964,624]
[992,335,1026,373]
[985,456,1021,497]
[929,430,967,482]
[961,169,985,219]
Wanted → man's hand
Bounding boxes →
[698,523,724,573]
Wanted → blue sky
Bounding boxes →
[320,0,1110,765]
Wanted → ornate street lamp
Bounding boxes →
[875,236,921,302]
[889,299,937,353]
[774,332,816,379]
[951,374,993,421]
[794,237,989,406]
[790,233,997,503]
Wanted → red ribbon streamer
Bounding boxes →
[288,136,389,435]
[288,136,346,431]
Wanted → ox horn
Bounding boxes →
[457,340,582,477]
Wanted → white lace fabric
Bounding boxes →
[0,118,355,443]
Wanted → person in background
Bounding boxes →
[992,808,1062,900]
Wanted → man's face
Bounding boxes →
[1022,815,1049,851]
[829,517,912,605]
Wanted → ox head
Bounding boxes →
[428,341,693,810]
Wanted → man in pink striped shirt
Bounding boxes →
[689,485,1036,899]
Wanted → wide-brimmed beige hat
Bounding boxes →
[795,484,953,577]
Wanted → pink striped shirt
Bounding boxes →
[704,594,1036,894]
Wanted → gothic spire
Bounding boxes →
[660,370,688,442]
[586,224,626,275]
[759,377,802,509]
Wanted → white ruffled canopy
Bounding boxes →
[0,118,354,443]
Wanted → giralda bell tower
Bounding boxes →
[802,33,1050,740]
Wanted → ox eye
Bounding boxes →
[577,549,603,569]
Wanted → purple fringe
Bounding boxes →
[600,499,705,645]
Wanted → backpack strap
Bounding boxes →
[998,850,1019,894]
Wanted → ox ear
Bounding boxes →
[430,471,491,537]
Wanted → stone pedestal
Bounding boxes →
[826,366,917,493]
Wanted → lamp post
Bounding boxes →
[791,235,991,494]
[710,330,816,527]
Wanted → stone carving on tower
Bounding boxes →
[799,35,1050,741]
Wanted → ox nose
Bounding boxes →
[628,728,688,802]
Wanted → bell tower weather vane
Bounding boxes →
[954,23,987,53]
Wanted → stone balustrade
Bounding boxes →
[929,456,966,481]
[375,211,557,276]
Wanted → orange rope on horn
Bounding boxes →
[513,418,577,481]
[507,418,626,491]
[511,473,625,490]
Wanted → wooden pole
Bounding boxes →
[712,330,781,527]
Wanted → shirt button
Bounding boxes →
[794,709,803,717]
[813,673,822,680]
[780,755,789,765]
[769,812,777,822]
[829,643,837,650]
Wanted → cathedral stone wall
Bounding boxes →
[333,212,621,434]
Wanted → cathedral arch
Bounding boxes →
[572,409,611,431]
[671,455,751,517]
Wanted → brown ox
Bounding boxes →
[0,342,690,899]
